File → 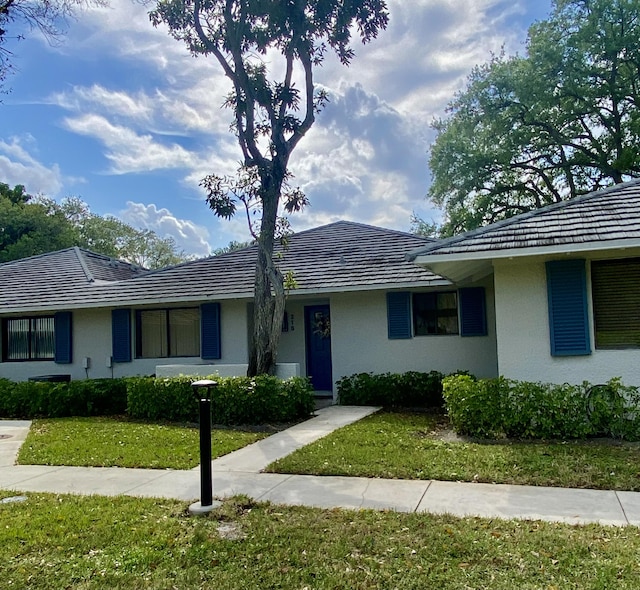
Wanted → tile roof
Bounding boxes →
[0,221,446,313]
[408,179,640,260]
[0,247,146,311]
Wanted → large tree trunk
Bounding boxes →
[247,170,286,376]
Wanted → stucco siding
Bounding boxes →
[0,300,250,382]
[494,257,640,387]
[329,281,498,387]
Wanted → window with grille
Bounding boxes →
[3,317,55,361]
[387,289,486,339]
[412,292,459,336]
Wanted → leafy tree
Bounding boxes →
[409,213,438,238]
[0,0,105,92]
[0,185,189,268]
[213,239,252,256]
[150,0,389,376]
[0,182,77,262]
[429,0,640,236]
[58,196,190,268]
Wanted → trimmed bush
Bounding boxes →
[126,375,315,425]
[336,370,445,408]
[441,374,508,438]
[443,375,640,441]
[503,380,591,439]
[0,378,129,419]
[0,375,314,424]
[126,376,196,422]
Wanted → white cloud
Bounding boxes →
[20,0,552,242]
[52,85,155,121]
[316,0,538,122]
[286,82,434,233]
[63,113,202,174]
[0,137,66,196]
[119,201,212,258]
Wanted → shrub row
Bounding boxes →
[127,375,315,425]
[0,378,128,419]
[443,375,640,441]
[336,371,446,408]
[0,375,315,425]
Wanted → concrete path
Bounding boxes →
[0,420,31,467]
[1,408,640,527]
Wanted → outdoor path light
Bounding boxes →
[189,379,222,515]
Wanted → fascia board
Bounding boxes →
[0,280,454,315]
[413,238,640,267]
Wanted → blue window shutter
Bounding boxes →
[459,287,488,337]
[54,311,72,364]
[387,292,412,339]
[112,309,132,363]
[546,260,591,356]
[201,303,221,359]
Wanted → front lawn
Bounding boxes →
[17,417,268,470]
[267,411,640,490]
[2,492,640,589]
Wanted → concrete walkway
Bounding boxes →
[1,407,640,527]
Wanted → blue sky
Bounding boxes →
[1,0,553,256]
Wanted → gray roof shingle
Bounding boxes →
[408,179,640,260]
[0,221,446,313]
[0,247,146,311]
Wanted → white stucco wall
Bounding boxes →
[0,300,250,382]
[493,256,640,387]
[0,308,114,382]
[1,283,499,392]
[329,280,498,387]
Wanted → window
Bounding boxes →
[136,308,200,358]
[387,289,486,340]
[592,257,640,349]
[3,316,55,361]
[413,292,459,335]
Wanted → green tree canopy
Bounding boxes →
[151,0,389,375]
[59,197,189,268]
[0,183,77,262]
[0,184,190,268]
[429,0,640,236]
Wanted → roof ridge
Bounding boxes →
[290,219,437,243]
[73,247,95,283]
[0,246,79,268]
[407,179,640,260]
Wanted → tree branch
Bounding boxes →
[286,44,314,154]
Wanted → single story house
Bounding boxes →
[408,179,640,387]
[4,180,636,395]
[0,221,497,396]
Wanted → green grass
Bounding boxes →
[267,411,640,490]
[1,492,640,589]
[17,417,268,470]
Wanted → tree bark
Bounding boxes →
[247,167,286,376]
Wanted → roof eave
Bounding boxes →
[413,237,640,282]
[0,278,454,314]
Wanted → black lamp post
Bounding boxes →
[189,379,221,514]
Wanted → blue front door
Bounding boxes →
[305,305,333,391]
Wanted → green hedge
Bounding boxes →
[443,375,640,440]
[126,375,315,425]
[336,371,445,407]
[0,378,128,419]
[0,375,315,425]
